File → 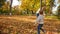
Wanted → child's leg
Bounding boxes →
[40,28,45,32]
[37,24,40,34]
[37,24,42,34]
[40,24,46,33]
[37,24,44,34]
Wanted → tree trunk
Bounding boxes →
[49,2,53,16]
[26,9,29,14]
[40,0,42,10]
[44,0,46,15]
[10,0,13,15]
[31,10,34,14]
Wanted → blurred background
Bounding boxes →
[0,0,60,34]
[0,0,60,16]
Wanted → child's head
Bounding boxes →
[39,11,43,15]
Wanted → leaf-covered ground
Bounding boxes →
[0,16,60,34]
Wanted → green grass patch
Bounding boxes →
[45,16,58,19]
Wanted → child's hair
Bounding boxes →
[39,11,43,15]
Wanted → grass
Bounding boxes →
[45,16,57,18]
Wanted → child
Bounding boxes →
[36,7,46,34]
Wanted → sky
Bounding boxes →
[12,0,20,7]
[52,0,59,14]
[52,0,59,11]
[12,0,21,7]
[6,0,21,7]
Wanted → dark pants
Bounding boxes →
[38,24,44,34]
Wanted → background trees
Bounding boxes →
[0,0,60,16]
[0,0,6,7]
[57,5,60,19]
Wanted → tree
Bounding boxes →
[0,0,6,8]
[57,5,60,19]
[46,0,55,15]
[21,0,40,14]
[1,1,10,15]
[10,0,13,15]
[19,0,55,15]
[58,0,60,3]
[0,0,10,15]
[57,5,60,16]
[50,0,55,15]
[40,0,42,10]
